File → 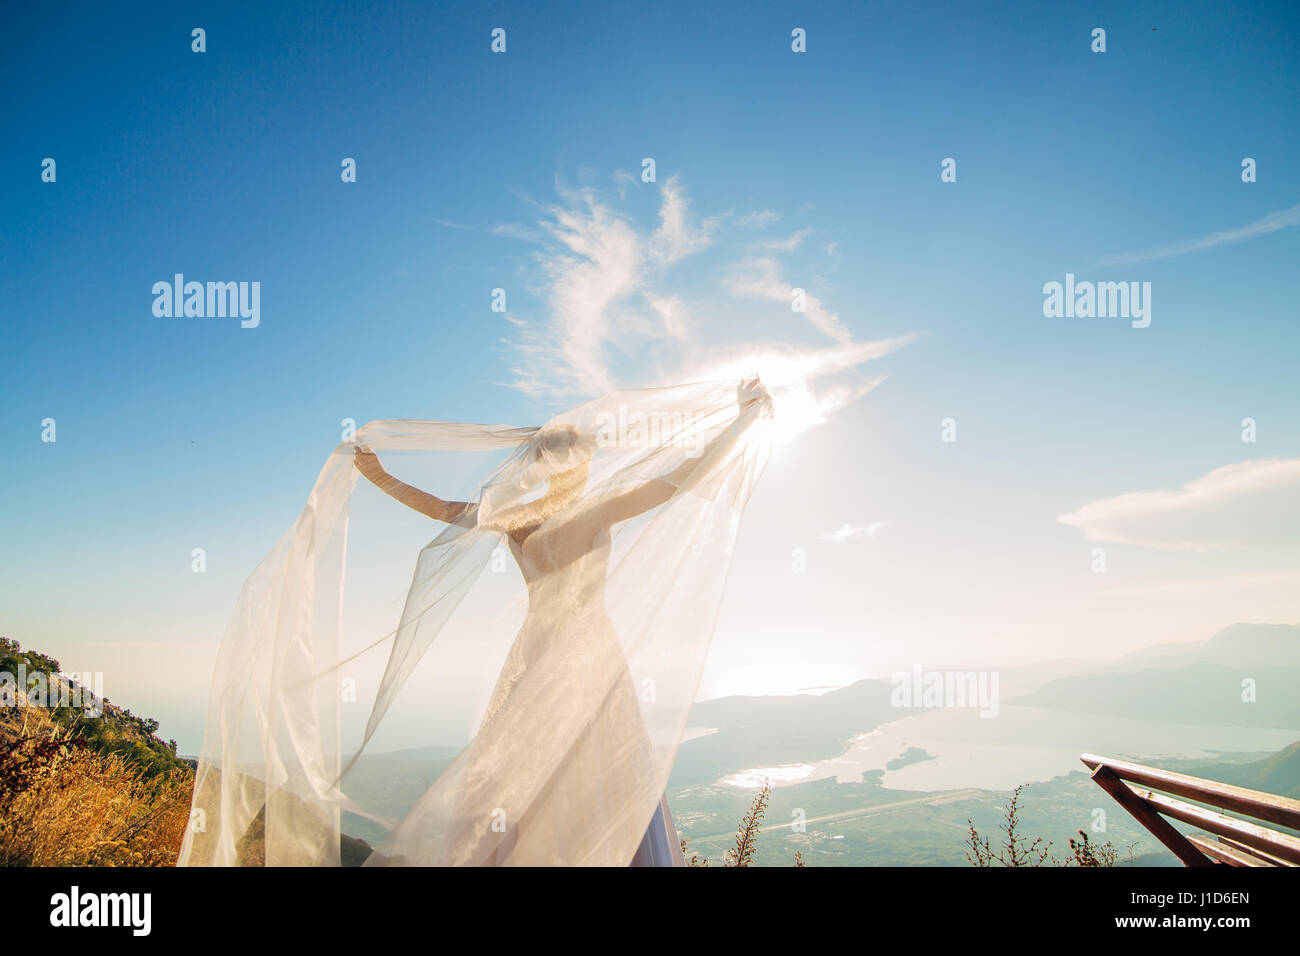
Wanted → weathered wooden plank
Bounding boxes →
[1089,765,1213,867]
[1216,834,1293,867]
[1187,835,1270,867]
[1139,788,1300,865]
[1081,753,1300,831]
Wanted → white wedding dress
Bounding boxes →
[180,379,772,866]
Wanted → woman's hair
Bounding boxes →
[532,423,596,471]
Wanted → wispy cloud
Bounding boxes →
[433,217,476,232]
[504,184,645,397]
[1098,201,1300,266]
[1058,458,1300,551]
[736,209,781,229]
[725,256,854,345]
[612,168,638,198]
[821,522,890,543]
[498,172,910,433]
[759,226,813,251]
[649,177,719,263]
[490,222,548,243]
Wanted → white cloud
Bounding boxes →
[612,168,637,199]
[433,218,475,232]
[490,222,547,243]
[500,174,910,435]
[1058,458,1300,551]
[737,210,781,229]
[508,187,644,397]
[759,227,813,251]
[643,292,689,339]
[821,522,890,543]
[1099,202,1300,265]
[725,256,855,345]
[648,176,718,264]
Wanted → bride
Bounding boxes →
[180,378,773,866]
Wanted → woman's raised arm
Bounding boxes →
[353,447,473,524]
[592,381,770,527]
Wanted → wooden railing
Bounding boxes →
[1080,753,1300,867]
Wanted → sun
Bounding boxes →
[763,381,828,445]
[702,351,845,446]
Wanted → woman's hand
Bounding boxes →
[738,376,771,411]
[353,446,385,480]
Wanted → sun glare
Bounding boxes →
[704,350,865,446]
[766,382,827,445]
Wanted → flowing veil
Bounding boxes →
[179,378,774,866]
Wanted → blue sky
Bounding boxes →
[3,0,1299,750]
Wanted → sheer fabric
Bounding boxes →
[179,378,773,866]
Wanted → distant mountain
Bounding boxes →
[1010,662,1300,727]
[991,657,1090,696]
[1007,624,1300,729]
[1183,740,1300,799]
[1110,623,1300,673]
[670,678,913,786]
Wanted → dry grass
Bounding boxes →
[0,729,193,867]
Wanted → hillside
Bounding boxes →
[0,637,191,776]
[1,637,376,866]
[1007,661,1300,728]
[1182,740,1300,799]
